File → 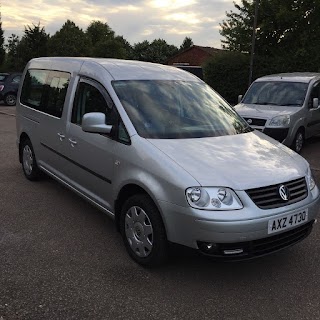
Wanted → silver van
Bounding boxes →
[16,58,320,266]
[235,73,320,153]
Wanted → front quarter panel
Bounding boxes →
[112,135,199,210]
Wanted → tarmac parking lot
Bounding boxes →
[0,106,320,320]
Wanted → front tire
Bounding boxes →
[292,129,304,153]
[120,194,168,267]
[21,139,42,180]
[5,93,17,106]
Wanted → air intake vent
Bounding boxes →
[246,177,308,209]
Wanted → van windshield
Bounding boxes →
[243,81,308,107]
[112,80,252,139]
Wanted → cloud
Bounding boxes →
[2,0,240,48]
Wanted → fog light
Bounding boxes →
[223,248,244,255]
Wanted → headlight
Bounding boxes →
[269,115,290,127]
[307,167,316,191]
[186,187,243,210]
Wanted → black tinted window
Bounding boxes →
[12,75,21,84]
[71,81,116,125]
[21,70,48,110]
[21,69,70,118]
[47,73,70,117]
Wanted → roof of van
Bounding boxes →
[29,57,201,81]
[255,72,320,83]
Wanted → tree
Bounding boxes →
[48,20,90,56]
[87,21,114,45]
[218,0,320,92]
[179,37,193,51]
[220,0,320,60]
[5,34,22,71]
[132,40,151,61]
[0,14,5,67]
[86,21,132,59]
[132,39,178,64]
[92,38,126,58]
[203,52,250,104]
[17,23,49,68]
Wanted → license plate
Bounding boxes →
[268,209,308,234]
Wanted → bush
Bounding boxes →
[203,52,250,104]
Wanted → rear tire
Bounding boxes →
[5,93,17,106]
[21,139,42,181]
[292,129,304,153]
[120,194,168,267]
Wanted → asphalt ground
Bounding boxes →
[0,107,320,320]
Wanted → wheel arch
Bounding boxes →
[18,132,31,163]
[114,183,167,234]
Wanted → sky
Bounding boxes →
[2,0,239,48]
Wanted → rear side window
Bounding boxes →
[21,69,70,118]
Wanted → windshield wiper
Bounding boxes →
[256,102,279,106]
[279,103,301,106]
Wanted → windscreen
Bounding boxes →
[243,81,308,106]
[0,74,8,81]
[112,80,252,139]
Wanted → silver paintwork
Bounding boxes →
[235,73,320,147]
[16,58,320,255]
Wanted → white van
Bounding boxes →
[235,73,320,153]
[16,58,320,266]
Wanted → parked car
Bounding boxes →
[235,73,320,153]
[16,58,320,266]
[0,72,22,106]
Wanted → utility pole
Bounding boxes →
[248,0,259,87]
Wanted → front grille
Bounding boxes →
[243,117,267,126]
[263,127,289,142]
[198,220,314,260]
[246,177,308,209]
[251,220,313,256]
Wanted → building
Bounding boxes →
[167,45,224,67]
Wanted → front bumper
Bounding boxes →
[158,186,320,258]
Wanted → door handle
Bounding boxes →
[57,133,65,141]
[68,138,77,147]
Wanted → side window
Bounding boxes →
[46,71,70,118]
[71,80,130,144]
[20,69,70,118]
[12,75,21,84]
[118,121,130,144]
[309,83,320,107]
[21,70,48,111]
[71,81,116,126]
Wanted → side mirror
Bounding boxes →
[238,95,243,103]
[82,112,112,134]
[312,97,319,109]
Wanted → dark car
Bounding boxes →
[0,73,22,106]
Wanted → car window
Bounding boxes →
[309,83,320,107]
[0,74,8,81]
[71,81,116,125]
[46,73,70,118]
[71,80,130,143]
[20,69,70,118]
[112,80,252,139]
[243,81,308,106]
[12,76,21,84]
